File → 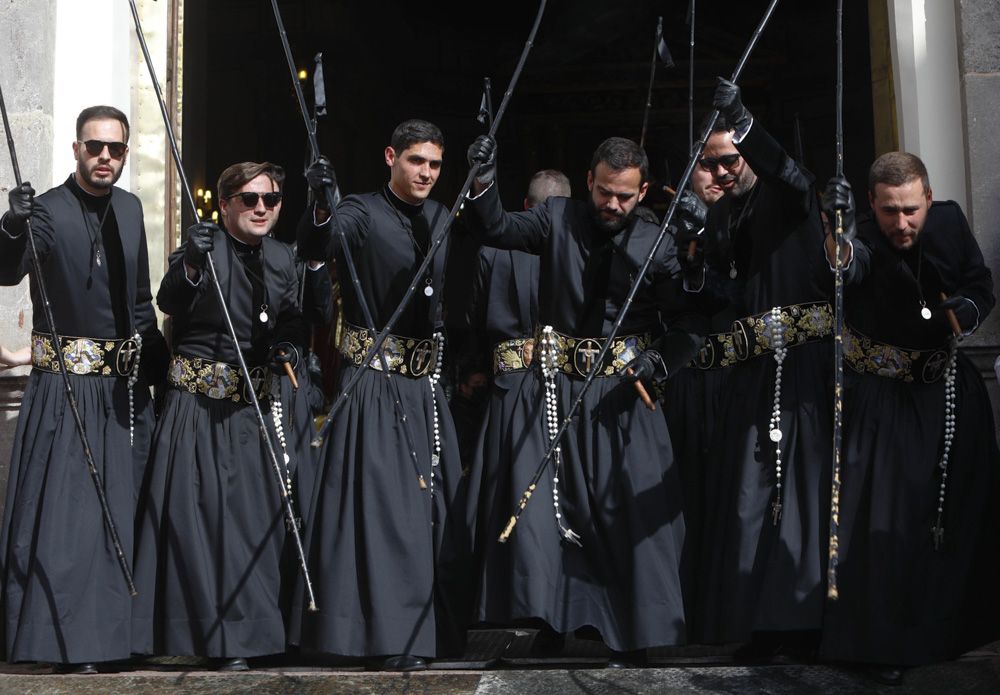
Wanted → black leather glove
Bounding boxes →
[305,156,336,205]
[183,221,218,272]
[938,295,978,333]
[821,176,856,243]
[268,342,299,374]
[712,77,752,134]
[467,134,497,186]
[620,349,666,391]
[676,189,708,230]
[673,190,708,286]
[5,181,37,235]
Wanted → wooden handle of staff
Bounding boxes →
[278,350,299,390]
[627,368,656,411]
[940,292,962,337]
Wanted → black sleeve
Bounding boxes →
[652,236,709,376]
[134,213,169,384]
[301,262,334,326]
[272,245,308,358]
[463,182,550,253]
[156,243,206,317]
[952,204,995,322]
[0,202,56,285]
[736,121,815,214]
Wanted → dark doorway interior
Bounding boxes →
[180,0,876,370]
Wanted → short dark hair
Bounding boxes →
[589,137,649,182]
[76,105,130,143]
[217,161,286,200]
[390,119,444,153]
[868,151,930,195]
[526,169,571,207]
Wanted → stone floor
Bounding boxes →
[0,633,996,695]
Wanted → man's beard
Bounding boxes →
[81,163,121,190]
[588,199,631,233]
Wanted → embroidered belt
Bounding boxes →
[541,328,649,378]
[687,331,738,370]
[339,322,440,378]
[730,301,833,361]
[30,331,140,377]
[844,325,952,384]
[167,354,272,403]
[493,337,535,375]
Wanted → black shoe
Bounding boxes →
[529,627,566,658]
[54,662,99,674]
[216,657,249,672]
[867,665,904,686]
[382,654,427,671]
[606,649,647,669]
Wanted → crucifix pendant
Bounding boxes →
[95,248,102,267]
[259,305,269,323]
[771,499,782,526]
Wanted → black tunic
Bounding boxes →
[291,187,467,659]
[0,175,166,664]
[132,228,304,659]
[697,122,833,644]
[463,182,703,651]
[820,202,1000,665]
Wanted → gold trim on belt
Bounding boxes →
[30,331,140,377]
[542,328,649,378]
[844,325,952,384]
[493,337,535,375]
[167,354,272,403]
[731,302,833,361]
[339,322,439,378]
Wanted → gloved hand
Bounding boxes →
[268,342,299,374]
[938,295,978,334]
[673,190,708,286]
[5,181,37,235]
[676,189,707,230]
[821,176,856,243]
[712,77,752,134]
[183,221,218,272]
[305,156,337,203]
[620,349,665,391]
[467,134,497,186]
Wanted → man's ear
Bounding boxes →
[586,170,594,191]
[637,181,649,203]
[385,146,396,168]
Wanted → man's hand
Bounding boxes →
[821,176,856,242]
[712,77,752,134]
[938,295,978,334]
[268,342,299,374]
[5,182,36,235]
[467,134,497,192]
[183,221,218,279]
[306,157,336,201]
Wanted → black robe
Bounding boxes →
[463,182,703,651]
[132,228,304,659]
[291,187,468,659]
[0,175,166,664]
[819,202,1000,665]
[697,121,833,643]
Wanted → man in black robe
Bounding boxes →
[0,105,167,673]
[695,80,833,653]
[132,161,304,671]
[818,154,1000,683]
[464,134,704,665]
[293,120,467,671]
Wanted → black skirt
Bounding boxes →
[471,368,687,651]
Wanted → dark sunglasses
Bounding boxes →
[78,139,128,159]
[697,153,741,171]
[226,191,283,208]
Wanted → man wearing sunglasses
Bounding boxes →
[292,120,467,672]
[695,79,833,659]
[132,161,306,671]
[0,105,168,673]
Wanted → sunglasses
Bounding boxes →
[225,191,283,208]
[697,153,741,171]
[78,139,128,159]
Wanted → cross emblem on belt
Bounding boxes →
[410,339,434,376]
[117,339,139,374]
[573,339,602,376]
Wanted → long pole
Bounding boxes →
[312,0,549,447]
[0,83,137,596]
[125,0,318,611]
[268,0,429,491]
[827,0,846,601]
[689,0,696,151]
[639,16,663,149]
[501,0,783,543]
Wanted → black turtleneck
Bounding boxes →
[385,184,430,255]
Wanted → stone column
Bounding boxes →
[955,0,1000,415]
[0,0,58,502]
